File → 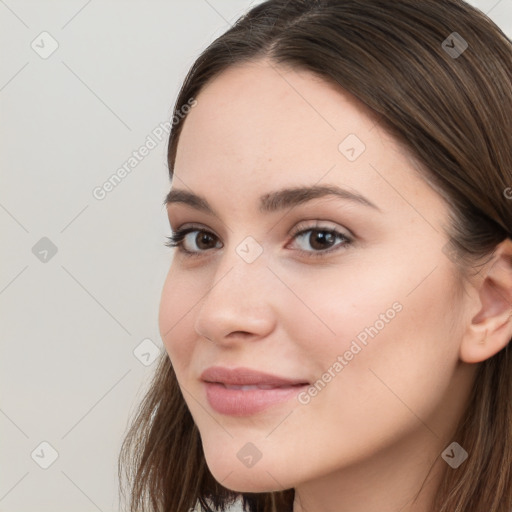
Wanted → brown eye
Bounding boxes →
[195,231,218,250]
[308,230,337,250]
[164,228,222,254]
[289,227,352,256]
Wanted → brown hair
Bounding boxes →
[118,1,512,510]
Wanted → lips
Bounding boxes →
[200,366,309,388]
[201,368,311,416]
[221,384,295,390]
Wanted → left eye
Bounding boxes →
[289,228,351,254]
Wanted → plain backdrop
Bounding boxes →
[1,1,510,511]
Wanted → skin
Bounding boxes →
[159,59,512,512]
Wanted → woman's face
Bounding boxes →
[159,59,476,495]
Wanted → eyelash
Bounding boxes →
[164,224,353,259]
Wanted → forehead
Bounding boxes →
[174,59,380,175]
[172,59,444,222]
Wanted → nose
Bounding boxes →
[194,248,277,346]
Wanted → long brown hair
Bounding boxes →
[118,1,512,510]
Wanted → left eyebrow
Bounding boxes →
[164,184,381,215]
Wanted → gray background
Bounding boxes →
[1,1,510,511]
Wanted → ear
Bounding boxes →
[459,238,512,364]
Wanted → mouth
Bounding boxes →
[210,382,308,390]
[200,365,310,388]
[200,366,310,415]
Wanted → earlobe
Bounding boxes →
[459,239,512,364]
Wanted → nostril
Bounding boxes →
[226,331,253,338]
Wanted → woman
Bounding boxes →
[118,1,512,510]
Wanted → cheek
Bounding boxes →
[284,262,460,420]
[158,267,200,370]
[276,261,405,360]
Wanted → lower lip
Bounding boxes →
[204,382,309,416]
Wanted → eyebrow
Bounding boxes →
[164,184,381,215]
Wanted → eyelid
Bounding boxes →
[289,219,352,238]
[172,219,352,239]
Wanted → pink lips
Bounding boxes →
[200,366,309,416]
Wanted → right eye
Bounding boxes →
[164,228,222,256]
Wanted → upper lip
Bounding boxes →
[201,366,309,387]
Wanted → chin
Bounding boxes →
[215,476,285,494]
[205,458,290,493]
